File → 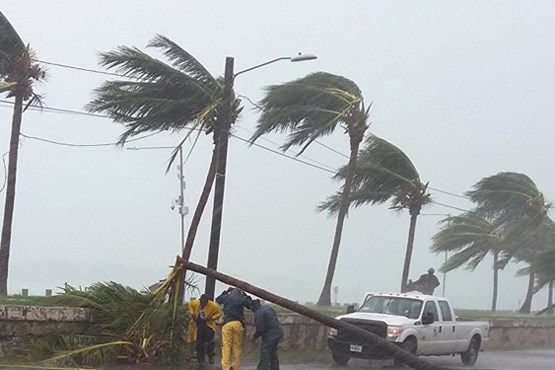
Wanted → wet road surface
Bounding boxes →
[214,349,555,370]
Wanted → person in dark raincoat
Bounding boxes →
[250,299,283,370]
[216,287,252,370]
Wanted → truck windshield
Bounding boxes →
[359,296,423,319]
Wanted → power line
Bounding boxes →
[429,186,468,199]
[431,201,470,213]
[0,100,108,119]
[234,124,337,172]
[19,132,160,148]
[231,133,336,175]
[39,60,124,78]
[1,98,471,205]
[0,151,8,193]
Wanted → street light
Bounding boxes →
[205,53,317,298]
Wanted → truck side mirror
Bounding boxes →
[346,304,355,314]
[422,312,434,325]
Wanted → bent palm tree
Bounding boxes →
[466,172,551,313]
[431,212,507,311]
[0,11,46,295]
[320,135,431,291]
[250,72,370,305]
[87,35,242,294]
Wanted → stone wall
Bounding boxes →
[0,305,91,357]
[1,305,555,358]
[487,318,555,349]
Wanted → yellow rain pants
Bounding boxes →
[221,320,244,370]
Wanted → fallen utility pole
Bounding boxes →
[178,258,453,370]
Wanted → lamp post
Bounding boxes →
[421,213,451,297]
[205,53,317,298]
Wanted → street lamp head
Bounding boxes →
[290,53,317,62]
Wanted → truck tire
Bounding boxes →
[460,335,480,366]
[332,351,351,366]
[393,337,417,367]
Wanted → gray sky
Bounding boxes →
[1,1,554,310]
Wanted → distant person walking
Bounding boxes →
[250,299,283,370]
[216,287,252,370]
[187,294,222,365]
[409,267,440,295]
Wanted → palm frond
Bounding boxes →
[321,135,431,214]
[466,172,548,222]
[250,72,364,148]
[87,36,229,144]
[148,34,219,93]
[0,11,25,74]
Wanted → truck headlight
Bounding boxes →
[330,328,338,336]
[387,326,404,336]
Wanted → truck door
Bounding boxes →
[437,300,456,353]
[418,301,445,354]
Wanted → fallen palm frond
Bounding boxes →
[5,268,198,369]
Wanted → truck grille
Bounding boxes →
[336,318,387,343]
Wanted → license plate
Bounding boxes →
[350,344,362,353]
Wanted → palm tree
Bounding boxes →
[87,35,242,296]
[0,11,46,295]
[466,172,551,313]
[532,220,555,315]
[250,72,370,305]
[320,135,431,292]
[431,211,507,311]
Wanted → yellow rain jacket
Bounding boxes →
[187,299,222,343]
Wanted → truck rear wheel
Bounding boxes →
[393,337,417,367]
[332,351,351,366]
[460,335,480,366]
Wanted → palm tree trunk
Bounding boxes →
[317,133,362,306]
[0,94,23,296]
[181,258,450,370]
[181,148,217,263]
[492,252,499,312]
[400,210,419,291]
[519,270,535,314]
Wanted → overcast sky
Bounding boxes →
[1,1,554,310]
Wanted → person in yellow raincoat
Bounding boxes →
[188,294,222,365]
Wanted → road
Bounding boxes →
[237,349,555,370]
[102,350,555,370]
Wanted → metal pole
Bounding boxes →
[205,56,234,298]
[178,146,185,254]
[442,214,450,297]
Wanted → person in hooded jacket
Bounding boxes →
[250,299,283,370]
[216,287,252,370]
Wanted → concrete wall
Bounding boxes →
[1,305,555,358]
[0,305,91,357]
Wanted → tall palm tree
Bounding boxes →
[320,135,431,292]
[532,219,555,315]
[250,72,370,305]
[88,35,242,300]
[431,211,507,311]
[466,172,551,313]
[0,11,46,295]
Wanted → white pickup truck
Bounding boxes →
[328,292,489,366]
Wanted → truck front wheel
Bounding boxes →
[332,351,351,366]
[393,337,417,367]
[460,335,481,366]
